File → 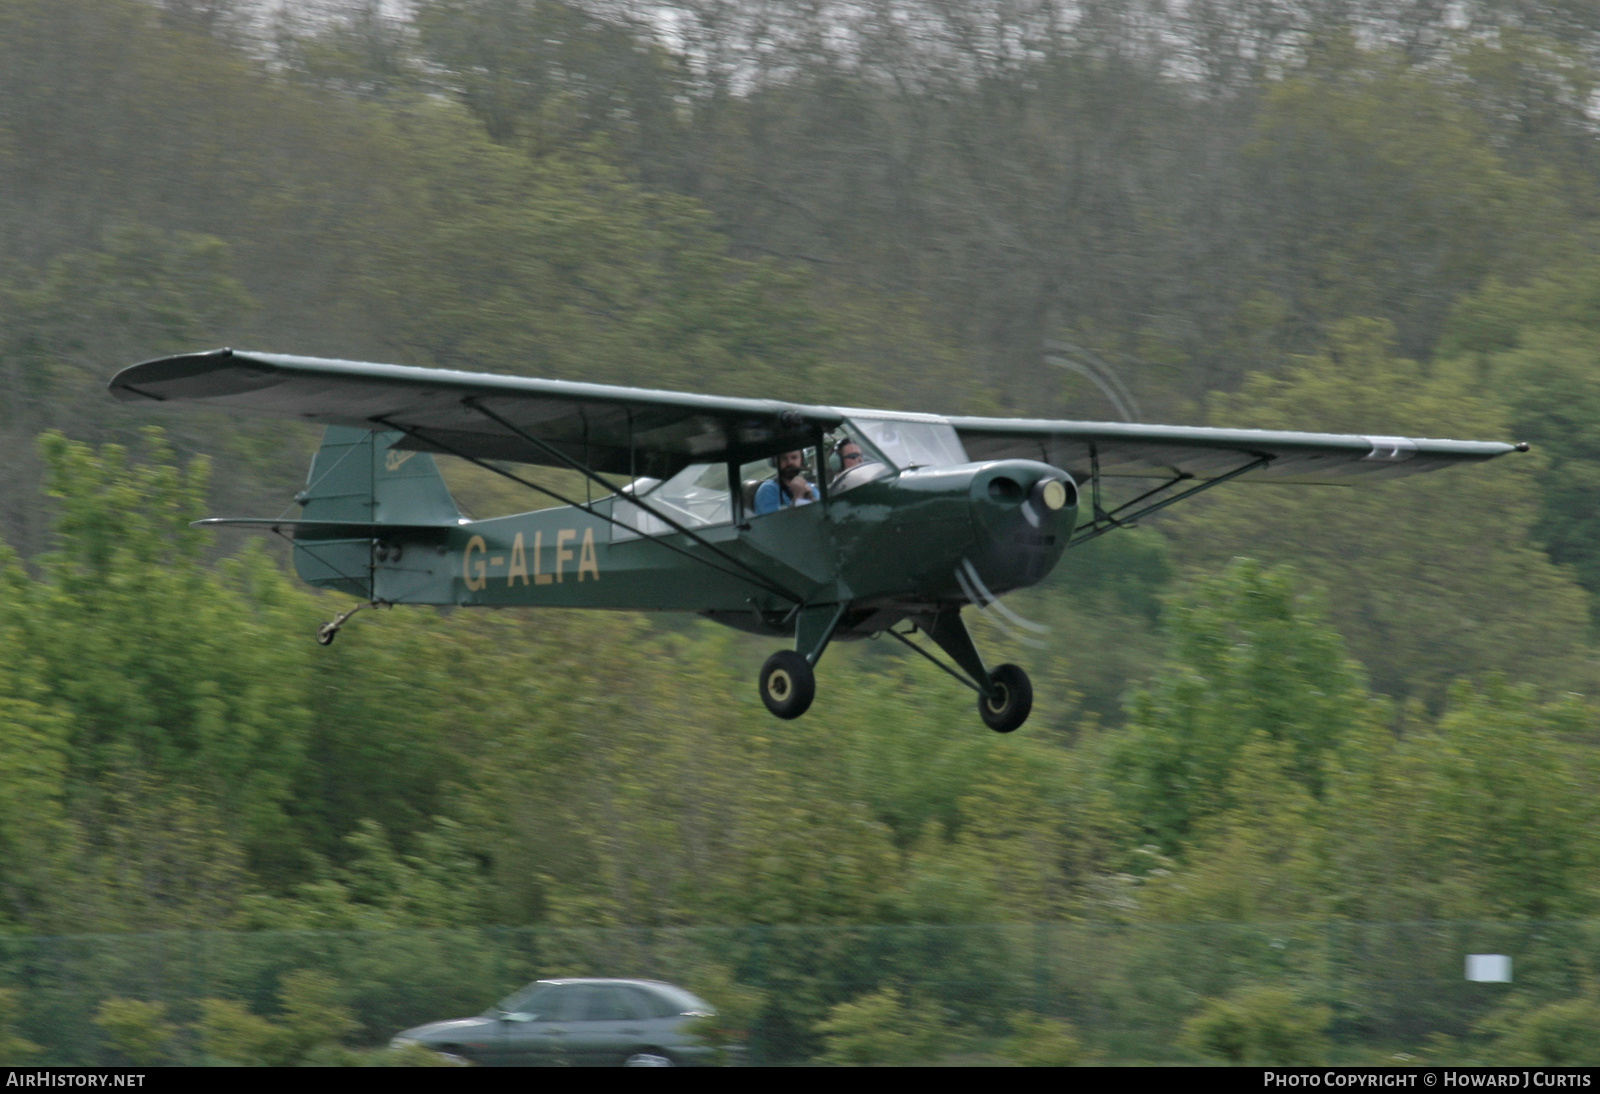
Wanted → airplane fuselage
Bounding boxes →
[300,458,1077,638]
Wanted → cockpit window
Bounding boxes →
[607,424,963,541]
[611,463,730,541]
[848,418,968,470]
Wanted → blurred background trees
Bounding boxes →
[6,0,1600,1064]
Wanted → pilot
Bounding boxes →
[754,450,818,514]
[831,437,866,485]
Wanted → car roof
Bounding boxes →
[533,978,675,988]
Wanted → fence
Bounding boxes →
[1,920,1590,1064]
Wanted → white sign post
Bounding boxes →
[1466,954,1512,982]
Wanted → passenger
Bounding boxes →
[753,450,818,515]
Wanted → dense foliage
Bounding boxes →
[4,0,1600,1065]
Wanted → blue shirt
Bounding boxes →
[753,477,817,515]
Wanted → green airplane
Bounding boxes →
[110,349,1526,732]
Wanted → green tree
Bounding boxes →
[93,998,177,1066]
[1245,37,1565,359]
[1443,258,1600,613]
[1001,1012,1086,1066]
[813,986,947,1066]
[240,818,489,931]
[1409,682,1599,922]
[0,226,256,557]
[84,771,249,930]
[1109,559,1378,852]
[1485,995,1600,1066]
[0,564,80,928]
[1123,736,1331,1015]
[1180,986,1330,1066]
[23,431,313,892]
[1173,318,1591,701]
[1138,733,1324,924]
[0,989,40,1064]
[414,0,686,160]
[144,970,432,1066]
[370,125,826,400]
[1452,31,1600,216]
[1,226,250,412]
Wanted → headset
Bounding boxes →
[828,434,865,476]
[768,448,818,473]
[765,437,859,475]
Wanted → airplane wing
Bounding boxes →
[109,349,843,480]
[110,349,1523,486]
[947,416,1526,485]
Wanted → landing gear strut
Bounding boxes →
[756,603,1033,733]
[757,604,843,719]
[888,608,1036,733]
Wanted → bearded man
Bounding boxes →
[753,449,818,515]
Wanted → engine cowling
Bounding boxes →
[964,460,1078,598]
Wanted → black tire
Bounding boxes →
[316,624,337,646]
[759,650,816,719]
[978,663,1032,733]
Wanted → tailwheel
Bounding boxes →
[978,663,1033,733]
[315,603,366,646]
[759,650,816,720]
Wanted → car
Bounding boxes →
[389,977,725,1066]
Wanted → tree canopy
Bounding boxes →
[5,0,1600,1066]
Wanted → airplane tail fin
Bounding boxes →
[290,427,462,596]
[298,426,461,526]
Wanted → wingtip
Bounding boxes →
[1514,442,1531,452]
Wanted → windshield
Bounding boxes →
[848,417,968,470]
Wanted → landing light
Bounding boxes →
[1039,479,1070,511]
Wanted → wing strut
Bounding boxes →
[372,414,805,607]
[1069,452,1272,548]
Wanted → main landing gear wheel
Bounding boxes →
[759,650,816,720]
[979,663,1033,733]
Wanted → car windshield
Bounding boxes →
[847,417,967,470]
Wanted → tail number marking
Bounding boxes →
[464,535,488,591]
[467,530,601,591]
